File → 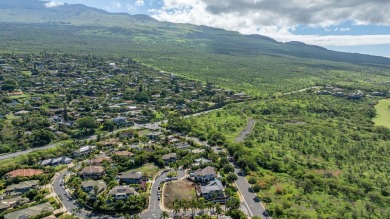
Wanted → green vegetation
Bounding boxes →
[0,0,390,96]
[186,93,390,218]
[373,99,390,128]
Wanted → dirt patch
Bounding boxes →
[163,179,197,208]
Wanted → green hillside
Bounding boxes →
[1,0,390,95]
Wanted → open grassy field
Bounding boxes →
[373,99,390,128]
[163,179,197,208]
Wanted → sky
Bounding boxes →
[46,0,390,58]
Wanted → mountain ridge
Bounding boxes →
[1,0,390,95]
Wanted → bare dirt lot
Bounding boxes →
[163,179,197,208]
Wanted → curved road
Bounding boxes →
[235,119,256,143]
[52,168,185,219]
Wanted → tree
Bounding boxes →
[226,173,238,183]
[160,211,169,219]
[102,119,115,131]
[191,198,198,216]
[215,203,223,219]
[223,164,235,174]
[134,91,150,103]
[1,79,18,91]
[30,130,55,147]
[227,197,240,211]
[77,116,97,131]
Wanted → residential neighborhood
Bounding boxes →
[0,53,260,219]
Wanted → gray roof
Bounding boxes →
[4,203,54,219]
[109,186,138,196]
[162,153,177,160]
[118,171,143,179]
[81,180,107,194]
[5,180,39,192]
[40,156,72,166]
[195,166,216,177]
[200,179,224,194]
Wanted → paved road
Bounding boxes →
[52,168,186,219]
[235,119,256,143]
[53,170,93,218]
[140,169,186,219]
[233,167,267,219]
[0,108,220,161]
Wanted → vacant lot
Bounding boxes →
[163,179,197,208]
[373,99,390,128]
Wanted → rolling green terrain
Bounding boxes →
[1,0,390,96]
[185,93,390,218]
[373,99,390,128]
[1,1,390,218]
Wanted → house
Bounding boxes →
[0,196,29,211]
[113,151,134,157]
[81,180,107,200]
[109,186,138,200]
[174,142,191,150]
[80,166,105,179]
[39,156,72,166]
[348,90,364,100]
[112,116,127,125]
[199,179,224,200]
[194,166,216,183]
[72,146,94,157]
[193,158,212,167]
[162,153,177,165]
[118,171,143,185]
[91,156,111,165]
[4,180,39,196]
[192,148,206,154]
[147,132,163,140]
[3,203,54,219]
[119,131,133,139]
[5,169,43,178]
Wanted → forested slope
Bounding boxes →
[184,93,390,218]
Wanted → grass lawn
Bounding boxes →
[163,179,197,208]
[137,129,152,136]
[373,99,390,128]
[133,163,160,178]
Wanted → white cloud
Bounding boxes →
[44,1,65,8]
[135,0,145,7]
[127,3,136,12]
[113,2,122,9]
[151,0,390,47]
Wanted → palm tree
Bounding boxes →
[191,199,198,216]
[198,198,206,215]
[160,211,169,219]
[182,200,189,216]
[215,203,223,219]
[206,201,214,219]
[172,199,181,216]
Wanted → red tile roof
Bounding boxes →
[6,169,44,178]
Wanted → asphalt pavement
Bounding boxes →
[139,169,185,219]
[233,167,267,219]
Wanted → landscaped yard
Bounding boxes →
[163,179,197,208]
[373,99,390,128]
[133,163,160,178]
